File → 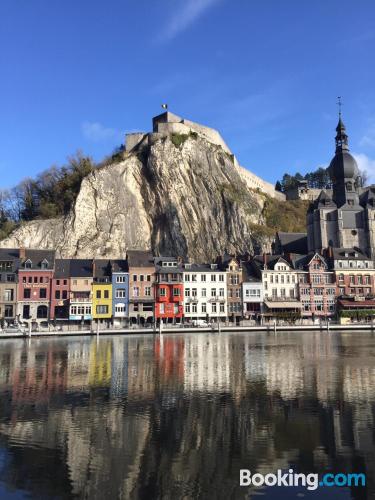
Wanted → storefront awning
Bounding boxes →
[264,300,302,309]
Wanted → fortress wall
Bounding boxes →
[125,133,147,151]
[237,166,286,200]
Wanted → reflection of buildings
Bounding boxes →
[183,335,231,392]
[0,333,374,499]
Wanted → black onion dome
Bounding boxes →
[329,151,359,181]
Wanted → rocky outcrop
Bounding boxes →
[0,133,272,260]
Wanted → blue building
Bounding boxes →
[111,260,129,326]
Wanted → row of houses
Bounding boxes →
[0,246,374,327]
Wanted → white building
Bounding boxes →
[242,261,264,318]
[182,263,227,322]
[251,255,301,318]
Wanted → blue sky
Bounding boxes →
[1,0,375,188]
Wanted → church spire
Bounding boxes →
[335,97,349,152]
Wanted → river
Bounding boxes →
[0,331,374,499]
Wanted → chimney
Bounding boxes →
[92,259,96,278]
[177,256,183,265]
[328,246,333,258]
[19,247,26,260]
[263,253,267,270]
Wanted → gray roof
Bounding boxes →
[111,259,128,273]
[252,254,290,271]
[183,263,223,273]
[276,232,308,255]
[54,259,71,278]
[69,259,93,278]
[242,261,261,282]
[93,259,112,279]
[332,248,369,261]
[154,256,184,272]
[127,250,154,268]
[22,249,55,270]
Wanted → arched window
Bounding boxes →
[37,305,48,318]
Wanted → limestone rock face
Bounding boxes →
[0,134,271,260]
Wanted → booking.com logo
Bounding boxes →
[240,469,366,491]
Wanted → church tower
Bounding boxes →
[307,113,369,254]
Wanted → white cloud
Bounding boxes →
[360,124,375,148]
[81,121,123,143]
[353,153,375,184]
[158,0,221,42]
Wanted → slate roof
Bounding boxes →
[127,250,154,268]
[93,259,112,279]
[54,259,71,278]
[183,262,224,273]
[69,259,93,278]
[276,232,308,255]
[21,249,55,270]
[111,260,129,273]
[332,248,369,261]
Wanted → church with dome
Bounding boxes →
[307,116,375,258]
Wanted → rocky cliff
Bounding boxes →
[0,132,272,261]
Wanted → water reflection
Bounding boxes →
[0,331,374,499]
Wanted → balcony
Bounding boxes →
[185,297,198,303]
[208,296,225,302]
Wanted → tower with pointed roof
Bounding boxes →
[307,113,375,257]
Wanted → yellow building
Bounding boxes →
[92,260,113,321]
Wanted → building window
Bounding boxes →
[146,274,151,281]
[191,274,197,282]
[40,288,47,299]
[56,279,60,285]
[55,290,61,299]
[4,289,13,301]
[4,305,13,318]
[140,275,144,282]
[185,274,190,282]
[201,274,206,282]
[73,280,77,285]
[211,288,216,297]
[23,305,30,319]
[104,290,109,299]
[37,305,48,318]
[211,274,216,282]
[219,288,225,297]
[96,290,101,299]
[96,305,108,314]
[116,289,126,298]
[116,276,126,283]
[24,260,32,269]
[211,303,217,313]
[62,290,67,299]
[202,288,206,297]
[133,275,137,281]
[159,288,166,297]
[115,304,126,313]
[24,288,31,299]
[41,260,48,269]
[185,288,190,297]
[192,304,197,313]
[145,286,152,296]
[219,274,224,282]
[173,288,180,296]
[201,303,206,313]
[191,288,197,297]
[220,303,225,313]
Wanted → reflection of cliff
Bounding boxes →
[0,333,374,499]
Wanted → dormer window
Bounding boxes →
[211,263,218,270]
[41,259,49,269]
[24,259,32,269]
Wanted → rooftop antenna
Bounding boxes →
[337,96,342,118]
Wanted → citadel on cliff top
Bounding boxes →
[125,111,285,201]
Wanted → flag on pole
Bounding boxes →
[161,103,168,110]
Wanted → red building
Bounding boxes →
[50,259,71,321]
[154,257,184,323]
[17,249,55,325]
[293,253,336,318]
